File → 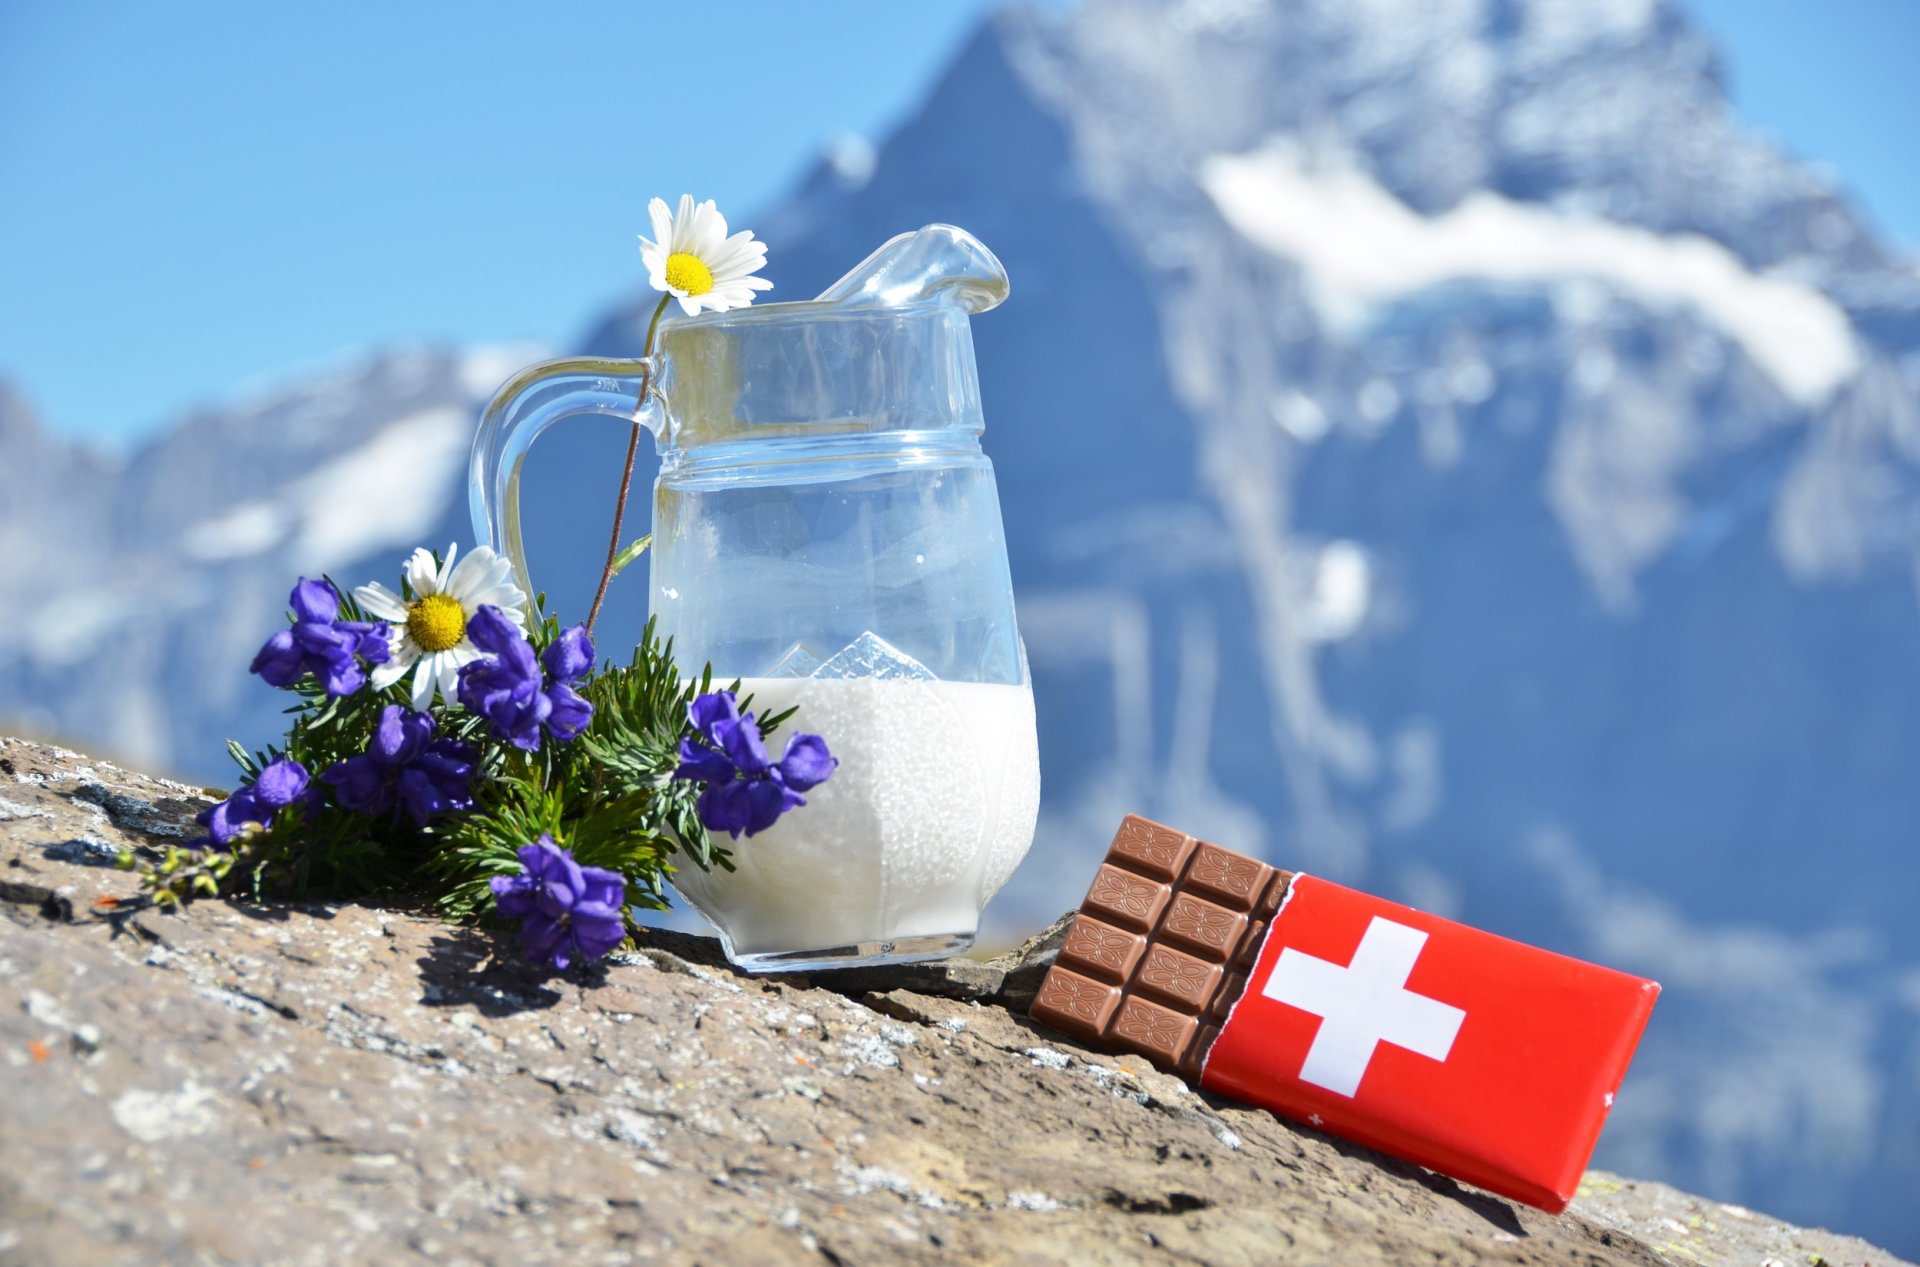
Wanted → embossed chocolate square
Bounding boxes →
[1057,915,1147,981]
[1028,814,1288,1079]
[1083,864,1170,932]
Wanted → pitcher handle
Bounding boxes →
[467,356,664,600]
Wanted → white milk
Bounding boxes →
[670,677,1041,962]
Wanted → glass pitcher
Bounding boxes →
[469,226,1040,972]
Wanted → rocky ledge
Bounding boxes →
[0,735,1906,1266]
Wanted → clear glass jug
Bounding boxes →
[469,226,1040,971]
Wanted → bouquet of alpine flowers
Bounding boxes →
[127,196,836,970]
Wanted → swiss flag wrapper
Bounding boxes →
[1200,875,1658,1213]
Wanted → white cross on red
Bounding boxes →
[1262,916,1467,1097]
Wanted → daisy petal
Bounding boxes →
[404,548,440,597]
[434,542,459,593]
[710,233,763,270]
[693,199,723,250]
[648,197,672,250]
[703,237,744,268]
[465,584,526,615]
[409,658,438,711]
[444,544,493,602]
[672,194,697,252]
[476,549,516,594]
[369,653,411,690]
[355,582,409,622]
[434,651,464,702]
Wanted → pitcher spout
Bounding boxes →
[813,224,1009,314]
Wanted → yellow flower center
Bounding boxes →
[407,593,467,653]
[665,252,715,297]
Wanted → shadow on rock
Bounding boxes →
[232,898,337,925]
[1318,1129,1528,1237]
[415,928,597,1015]
[40,839,124,869]
[625,921,736,971]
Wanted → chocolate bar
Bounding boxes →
[1028,815,1290,1077]
[1028,814,1660,1214]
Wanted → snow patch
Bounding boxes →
[1516,0,1656,60]
[1270,389,1330,442]
[25,589,133,666]
[827,135,877,188]
[287,406,470,572]
[183,501,288,561]
[1202,147,1859,406]
[459,343,545,401]
[1300,540,1371,642]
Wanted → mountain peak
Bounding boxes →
[999,0,1892,285]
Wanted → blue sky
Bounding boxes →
[2,0,1915,447]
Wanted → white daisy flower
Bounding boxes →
[638,194,772,317]
[355,543,528,711]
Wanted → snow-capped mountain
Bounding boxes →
[7,0,1920,1248]
[0,346,537,769]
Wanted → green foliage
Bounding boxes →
[426,612,737,935]
[127,572,752,946]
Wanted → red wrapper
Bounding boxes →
[1200,873,1659,1212]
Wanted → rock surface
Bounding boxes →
[0,736,1905,1267]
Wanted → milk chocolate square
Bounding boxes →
[1084,864,1171,932]
[1027,814,1291,1077]
[1057,915,1148,981]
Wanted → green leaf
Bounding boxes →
[225,739,259,779]
[609,535,652,577]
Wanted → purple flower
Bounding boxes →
[489,835,627,970]
[322,705,476,826]
[250,578,391,698]
[189,757,319,850]
[671,690,837,838]
[456,607,595,750]
[540,627,596,742]
[542,625,594,683]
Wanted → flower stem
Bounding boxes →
[586,295,672,636]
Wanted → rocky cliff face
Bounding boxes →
[0,735,1906,1267]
